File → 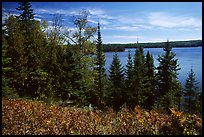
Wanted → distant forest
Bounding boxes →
[103,40,202,52]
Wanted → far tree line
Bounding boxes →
[102,40,202,52]
[2,2,202,114]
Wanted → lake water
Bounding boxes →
[105,47,202,89]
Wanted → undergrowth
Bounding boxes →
[2,98,202,135]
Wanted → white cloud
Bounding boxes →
[88,18,109,25]
[116,16,143,24]
[177,28,201,31]
[103,24,152,31]
[34,17,42,22]
[88,8,105,16]
[88,19,98,24]
[148,12,202,29]
[87,8,114,19]
[111,35,142,39]
[35,14,43,18]
[115,26,139,31]
[35,7,111,18]
[47,20,53,24]
[35,8,74,16]
[100,19,110,25]
[103,35,143,44]
[34,7,114,25]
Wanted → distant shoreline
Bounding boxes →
[103,40,202,52]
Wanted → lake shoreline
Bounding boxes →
[103,40,202,52]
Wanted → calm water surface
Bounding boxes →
[105,47,202,89]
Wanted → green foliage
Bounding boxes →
[2,2,201,118]
[108,53,125,111]
[2,35,18,98]
[155,41,181,111]
[144,51,156,109]
[183,67,200,114]
[125,50,135,107]
[103,40,202,52]
[131,46,148,108]
[16,2,35,35]
[93,22,107,109]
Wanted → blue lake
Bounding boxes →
[105,47,202,89]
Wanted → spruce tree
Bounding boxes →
[62,10,97,106]
[93,21,107,108]
[155,40,181,111]
[108,53,125,111]
[2,34,18,98]
[195,91,202,115]
[183,67,199,114]
[125,50,134,107]
[132,46,148,109]
[16,2,35,33]
[5,3,50,99]
[3,15,27,97]
[144,51,156,109]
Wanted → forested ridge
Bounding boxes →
[2,2,202,135]
[103,40,202,52]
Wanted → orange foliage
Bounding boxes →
[2,98,202,135]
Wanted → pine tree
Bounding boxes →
[183,67,199,114]
[5,3,50,99]
[125,50,134,107]
[132,46,148,109]
[93,21,107,108]
[3,14,27,97]
[2,34,18,98]
[195,91,202,115]
[144,51,156,109]
[126,50,134,85]
[16,2,35,34]
[155,40,181,111]
[62,10,97,106]
[108,53,125,111]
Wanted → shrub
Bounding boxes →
[2,98,202,135]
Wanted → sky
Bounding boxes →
[2,2,202,44]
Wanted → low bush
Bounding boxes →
[2,98,202,135]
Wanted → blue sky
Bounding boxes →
[2,2,202,44]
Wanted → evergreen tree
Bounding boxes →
[3,14,27,97]
[155,40,181,111]
[174,81,183,111]
[125,50,134,107]
[125,50,134,85]
[62,10,97,106]
[183,67,199,114]
[2,34,18,98]
[132,46,148,109]
[144,51,156,109]
[4,3,50,99]
[16,2,35,35]
[108,53,125,111]
[93,21,107,108]
[195,91,202,115]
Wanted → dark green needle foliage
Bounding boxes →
[108,53,125,111]
[183,67,200,114]
[144,51,156,109]
[93,21,107,109]
[155,40,181,111]
[131,46,148,109]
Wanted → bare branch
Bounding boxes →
[63,33,78,45]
